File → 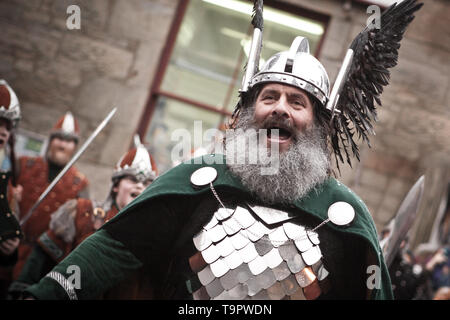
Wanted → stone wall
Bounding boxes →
[1,0,449,241]
[0,0,178,199]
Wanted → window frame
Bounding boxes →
[137,0,330,143]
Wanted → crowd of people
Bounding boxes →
[0,0,443,301]
[1,71,448,300]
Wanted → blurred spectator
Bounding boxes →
[389,238,431,300]
[433,286,450,300]
[426,247,450,293]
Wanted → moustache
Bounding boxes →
[259,115,298,141]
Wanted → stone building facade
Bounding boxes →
[0,0,449,249]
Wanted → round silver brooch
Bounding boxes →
[327,201,355,226]
[190,167,218,188]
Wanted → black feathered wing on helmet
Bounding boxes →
[330,0,423,171]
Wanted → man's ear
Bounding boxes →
[112,178,121,194]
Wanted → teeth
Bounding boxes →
[265,127,292,140]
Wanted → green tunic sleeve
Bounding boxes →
[10,245,54,296]
[25,229,142,300]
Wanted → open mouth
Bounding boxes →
[0,138,4,146]
[265,124,293,142]
[130,192,139,198]
[267,127,292,141]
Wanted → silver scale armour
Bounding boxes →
[189,204,331,300]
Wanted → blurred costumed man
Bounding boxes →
[24,0,422,300]
[12,112,89,280]
[0,80,22,299]
[9,142,157,298]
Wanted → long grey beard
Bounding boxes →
[225,107,330,205]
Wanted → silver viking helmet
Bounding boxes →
[236,1,329,112]
[0,80,21,128]
[249,36,330,107]
[112,135,157,183]
[102,137,157,212]
[50,111,80,143]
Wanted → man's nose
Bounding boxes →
[271,97,290,119]
[135,182,145,191]
[60,141,72,149]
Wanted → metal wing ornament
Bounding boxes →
[328,0,423,171]
[231,0,264,125]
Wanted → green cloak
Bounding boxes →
[26,154,393,300]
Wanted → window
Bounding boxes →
[139,0,329,173]
[353,0,399,8]
[16,128,47,157]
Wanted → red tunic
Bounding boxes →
[37,198,117,262]
[36,199,153,299]
[13,156,88,279]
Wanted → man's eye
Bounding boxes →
[125,176,139,183]
[143,179,153,187]
[263,96,274,101]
